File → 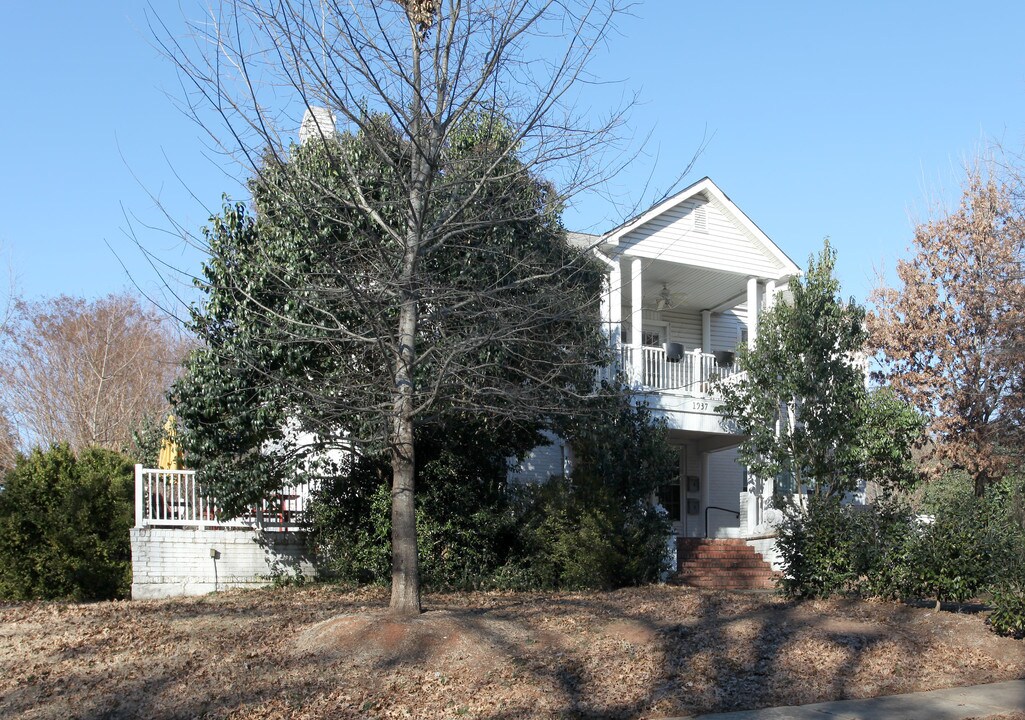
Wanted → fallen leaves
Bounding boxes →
[0,586,1021,719]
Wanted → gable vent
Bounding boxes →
[694,204,708,233]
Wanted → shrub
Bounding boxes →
[498,477,669,590]
[989,581,1025,638]
[775,495,915,599]
[312,390,674,592]
[777,472,1025,612]
[498,393,674,591]
[900,501,994,603]
[0,445,135,601]
[776,496,859,598]
[897,474,1025,604]
[311,420,522,590]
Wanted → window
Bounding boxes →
[657,481,682,522]
[642,329,662,347]
[775,468,796,496]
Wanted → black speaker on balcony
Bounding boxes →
[664,342,684,363]
[713,350,735,367]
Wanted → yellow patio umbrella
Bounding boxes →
[157,414,185,470]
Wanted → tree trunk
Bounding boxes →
[388,16,432,617]
[389,287,421,615]
[389,414,420,614]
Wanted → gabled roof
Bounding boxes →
[601,177,801,277]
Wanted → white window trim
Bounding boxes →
[642,320,670,347]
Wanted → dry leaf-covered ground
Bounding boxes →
[1,585,1022,719]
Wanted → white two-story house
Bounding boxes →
[131,175,799,597]
[510,176,801,546]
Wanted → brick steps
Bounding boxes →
[672,538,777,591]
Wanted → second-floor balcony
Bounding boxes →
[612,344,745,399]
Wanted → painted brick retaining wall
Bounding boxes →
[745,535,781,571]
[130,527,315,599]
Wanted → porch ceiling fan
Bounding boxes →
[650,283,686,312]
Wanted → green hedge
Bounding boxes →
[776,474,1025,636]
[775,495,915,599]
[0,445,135,601]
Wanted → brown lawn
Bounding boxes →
[1,585,1022,719]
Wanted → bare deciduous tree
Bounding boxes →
[868,162,1025,496]
[0,294,190,455]
[156,0,645,614]
[0,252,18,475]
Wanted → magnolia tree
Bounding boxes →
[719,243,923,501]
[160,0,635,615]
[869,164,1025,496]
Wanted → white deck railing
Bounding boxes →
[617,345,744,397]
[134,466,316,531]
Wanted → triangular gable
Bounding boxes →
[602,177,801,280]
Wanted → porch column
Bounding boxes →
[134,464,143,528]
[630,257,643,348]
[764,280,776,311]
[628,258,645,386]
[607,262,622,350]
[701,310,711,353]
[746,277,760,350]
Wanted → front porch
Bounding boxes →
[657,436,783,570]
[583,177,801,439]
[130,466,317,598]
[618,344,744,397]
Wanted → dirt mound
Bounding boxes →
[295,608,521,668]
[602,618,659,645]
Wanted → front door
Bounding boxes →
[658,444,695,537]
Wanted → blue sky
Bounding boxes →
[2,1,1024,311]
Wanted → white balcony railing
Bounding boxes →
[616,345,744,397]
[134,466,316,532]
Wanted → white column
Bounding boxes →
[764,280,776,310]
[134,464,144,528]
[701,310,711,353]
[630,257,644,348]
[600,272,610,337]
[746,277,760,350]
[608,262,622,350]
[629,258,645,386]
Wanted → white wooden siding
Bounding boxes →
[658,308,701,349]
[619,196,786,278]
[712,307,746,352]
[621,306,747,354]
[507,431,569,485]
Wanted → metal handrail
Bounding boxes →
[704,505,740,538]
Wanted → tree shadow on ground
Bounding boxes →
[1,586,1020,720]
